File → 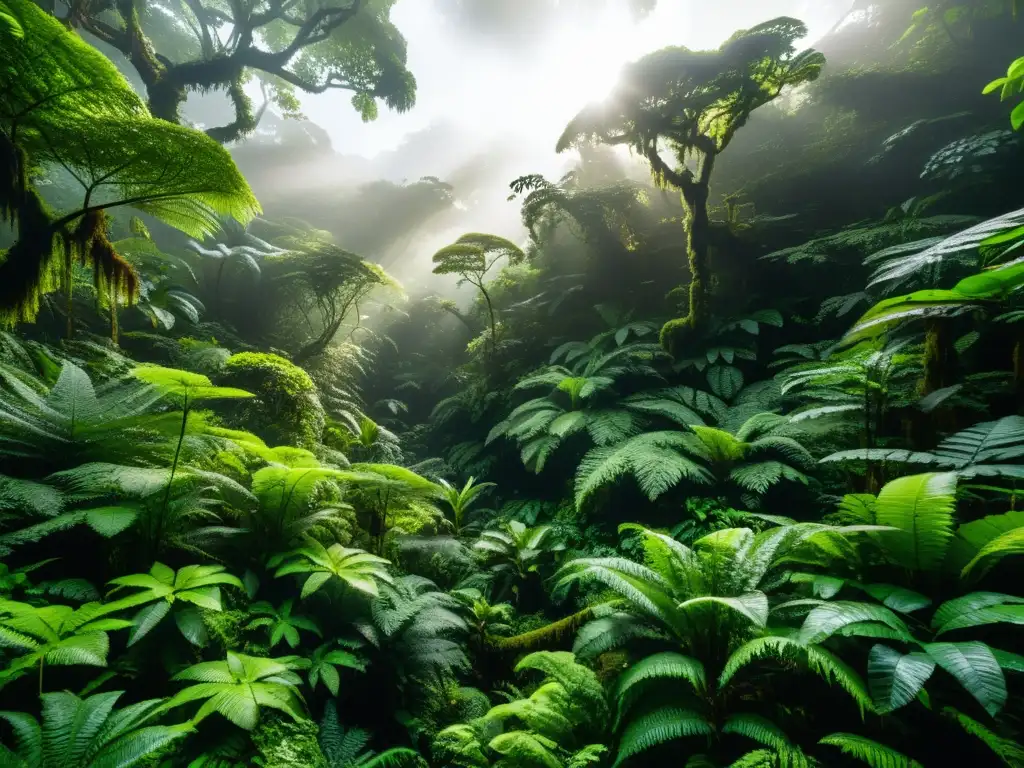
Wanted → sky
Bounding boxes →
[298,0,849,160]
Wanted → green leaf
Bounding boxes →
[874,473,957,573]
[1012,101,1024,132]
[128,601,171,647]
[83,506,138,537]
[867,644,935,714]
[707,365,744,400]
[924,641,1006,716]
[819,733,922,767]
[932,593,1024,635]
[175,606,208,647]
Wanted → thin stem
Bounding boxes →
[158,392,189,548]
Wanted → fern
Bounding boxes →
[0,690,189,767]
[615,652,707,721]
[721,713,790,749]
[943,706,1024,767]
[574,431,711,509]
[612,706,713,767]
[818,733,922,768]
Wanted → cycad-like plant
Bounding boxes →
[573,412,815,510]
[244,598,322,649]
[163,651,307,730]
[105,561,243,647]
[270,538,393,599]
[439,475,496,535]
[474,521,565,605]
[0,690,190,767]
[0,598,133,690]
[556,523,881,764]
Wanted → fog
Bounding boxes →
[238,0,852,298]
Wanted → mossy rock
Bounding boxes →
[220,351,325,448]
[251,713,328,768]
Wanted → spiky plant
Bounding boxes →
[270,538,394,599]
[105,561,243,647]
[439,476,496,535]
[163,651,307,730]
[243,598,322,650]
[573,412,815,510]
[0,690,190,767]
[555,523,882,764]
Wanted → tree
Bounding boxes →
[61,0,417,143]
[431,233,526,355]
[557,17,825,350]
[264,243,401,363]
[0,0,260,331]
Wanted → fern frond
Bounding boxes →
[818,733,922,768]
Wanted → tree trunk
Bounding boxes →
[660,182,712,354]
[682,183,712,330]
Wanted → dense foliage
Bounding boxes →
[2,1,1024,767]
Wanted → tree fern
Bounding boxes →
[164,651,306,730]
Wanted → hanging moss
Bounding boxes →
[0,188,59,327]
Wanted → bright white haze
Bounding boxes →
[270,0,851,294]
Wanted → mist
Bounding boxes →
[228,0,852,302]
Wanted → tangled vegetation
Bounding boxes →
[2,1,1024,767]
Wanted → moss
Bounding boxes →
[221,351,325,447]
[203,608,248,652]
[251,713,327,768]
